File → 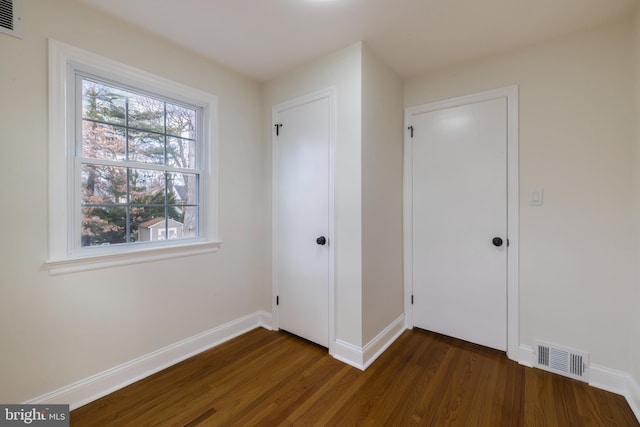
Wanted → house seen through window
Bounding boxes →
[79,77,201,247]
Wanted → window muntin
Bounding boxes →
[77,77,201,249]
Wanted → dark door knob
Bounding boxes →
[316,236,327,246]
[492,237,503,247]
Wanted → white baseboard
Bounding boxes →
[25,310,272,410]
[591,365,640,423]
[257,310,274,330]
[627,375,640,422]
[333,340,364,370]
[332,315,406,371]
[518,344,534,367]
[590,364,631,394]
[363,314,406,369]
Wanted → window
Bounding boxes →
[47,39,220,274]
[79,77,200,247]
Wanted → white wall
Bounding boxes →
[405,20,634,371]
[262,43,364,346]
[0,0,264,403]
[361,45,404,344]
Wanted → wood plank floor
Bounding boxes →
[71,328,639,426]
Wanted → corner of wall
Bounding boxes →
[360,43,405,345]
[333,314,406,371]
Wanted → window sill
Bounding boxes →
[46,241,222,275]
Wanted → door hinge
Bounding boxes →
[276,295,279,306]
[407,125,414,138]
[275,123,283,136]
[411,295,414,304]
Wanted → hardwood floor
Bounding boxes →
[71,328,639,426]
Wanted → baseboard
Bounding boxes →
[627,375,640,422]
[590,364,640,423]
[25,310,273,410]
[257,310,274,330]
[363,314,406,369]
[332,315,406,371]
[518,344,534,367]
[590,364,631,394]
[333,340,364,370]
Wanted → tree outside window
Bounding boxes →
[79,79,200,247]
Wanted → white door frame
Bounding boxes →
[403,85,519,361]
[271,87,337,355]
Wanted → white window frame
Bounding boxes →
[47,39,220,275]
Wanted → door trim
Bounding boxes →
[403,85,519,360]
[271,87,337,355]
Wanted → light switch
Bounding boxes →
[529,187,544,206]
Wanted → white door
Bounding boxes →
[274,95,330,348]
[411,97,507,351]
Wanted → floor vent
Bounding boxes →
[0,0,22,39]
[533,340,589,382]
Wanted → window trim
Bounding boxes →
[47,39,220,275]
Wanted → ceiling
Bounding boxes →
[77,0,637,82]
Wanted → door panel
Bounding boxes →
[411,97,507,351]
[275,96,330,348]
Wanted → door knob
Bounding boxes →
[316,236,327,246]
[492,237,503,247]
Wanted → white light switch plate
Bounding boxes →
[529,187,544,206]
